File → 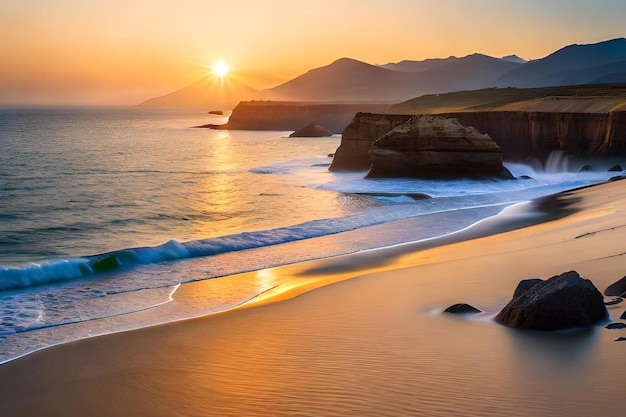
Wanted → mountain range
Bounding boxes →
[137,38,626,108]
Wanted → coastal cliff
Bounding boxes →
[329,111,626,171]
[367,115,506,178]
[216,101,392,133]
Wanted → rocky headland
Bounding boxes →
[212,101,392,133]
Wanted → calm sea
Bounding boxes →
[0,106,618,362]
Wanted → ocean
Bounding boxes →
[0,106,619,363]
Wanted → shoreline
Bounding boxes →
[0,184,572,365]
[3,179,626,415]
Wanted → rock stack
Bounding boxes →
[367,115,509,178]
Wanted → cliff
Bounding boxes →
[367,115,506,178]
[329,111,626,171]
[215,101,392,133]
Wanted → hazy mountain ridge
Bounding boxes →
[495,38,626,87]
[138,38,626,108]
[137,76,266,108]
[267,54,524,103]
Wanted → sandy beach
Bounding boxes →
[2,179,626,416]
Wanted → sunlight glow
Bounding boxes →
[212,60,230,78]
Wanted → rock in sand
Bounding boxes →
[495,271,608,330]
[444,303,482,314]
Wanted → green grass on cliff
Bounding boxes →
[390,84,626,113]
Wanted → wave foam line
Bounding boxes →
[0,201,512,293]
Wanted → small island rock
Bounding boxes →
[495,271,608,330]
[289,123,332,137]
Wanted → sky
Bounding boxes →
[1,0,625,105]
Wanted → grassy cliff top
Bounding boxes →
[391,84,626,114]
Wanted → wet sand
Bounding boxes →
[2,179,626,416]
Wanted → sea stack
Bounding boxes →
[289,122,332,137]
[366,115,508,178]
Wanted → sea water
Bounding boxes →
[0,106,619,363]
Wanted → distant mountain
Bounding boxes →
[501,55,527,64]
[265,54,524,103]
[137,38,626,108]
[264,58,420,103]
[495,38,626,88]
[398,54,525,92]
[380,56,461,72]
[137,75,265,108]
[380,53,523,73]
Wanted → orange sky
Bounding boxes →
[1,0,624,105]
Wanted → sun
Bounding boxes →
[212,60,230,78]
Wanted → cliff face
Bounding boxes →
[329,111,626,171]
[330,113,412,170]
[367,115,505,178]
[219,101,392,133]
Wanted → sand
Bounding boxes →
[2,179,626,416]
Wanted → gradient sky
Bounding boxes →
[1,0,625,105]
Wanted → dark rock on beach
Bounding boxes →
[367,115,510,179]
[621,310,626,320]
[605,322,626,329]
[289,123,332,137]
[512,278,543,298]
[444,303,482,314]
[605,275,626,296]
[604,297,623,306]
[495,271,608,330]
[608,164,623,172]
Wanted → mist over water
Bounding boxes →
[0,107,621,363]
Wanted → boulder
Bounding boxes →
[289,122,332,137]
[367,115,511,178]
[605,275,626,296]
[605,297,623,306]
[495,271,608,330]
[608,164,623,172]
[444,303,481,314]
[606,322,626,329]
[512,278,543,298]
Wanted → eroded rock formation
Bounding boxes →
[329,111,626,171]
[366,115,507,178]
[330,113,412,170]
